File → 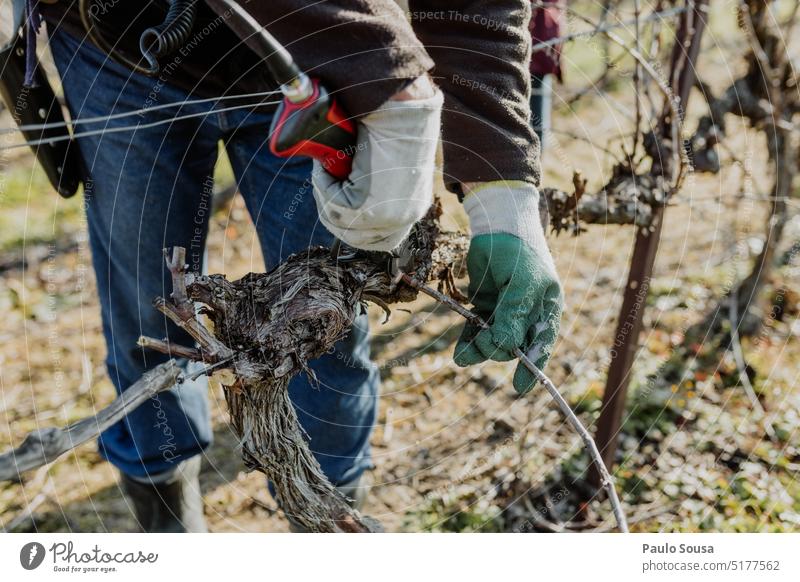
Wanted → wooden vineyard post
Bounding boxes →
[591,0,709,484]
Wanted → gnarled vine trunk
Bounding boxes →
[142,203,467,532]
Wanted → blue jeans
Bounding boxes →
[49,29,378,486]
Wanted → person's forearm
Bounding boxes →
[206,0,434,118]
[409,0,540,193]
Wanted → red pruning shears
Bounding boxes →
[213,0,356,179]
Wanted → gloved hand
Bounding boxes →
[454,181,563,394]
[312,75,443,252]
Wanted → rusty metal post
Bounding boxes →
[591,0,708,484]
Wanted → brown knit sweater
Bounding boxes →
[43,0,540,191]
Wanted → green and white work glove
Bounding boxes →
[454,181,564,394]
[312,76,444,252]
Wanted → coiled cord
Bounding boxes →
[79,0,198,77]
[139,0,199,75]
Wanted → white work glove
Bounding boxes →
[454,181,564,394]
[312,76,443,252]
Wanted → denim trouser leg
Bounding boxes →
[224,123,379,486]
[530,73,552,152]
[49,29,219,478]
[48,28,378,485]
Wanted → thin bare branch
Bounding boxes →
[0,361,182,482]
[728,295,777,441]
[400,274,629,533]
[136,336,205,361]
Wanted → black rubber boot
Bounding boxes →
[120,456,207,533]
[336,472,372,511]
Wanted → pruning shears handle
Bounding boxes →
[211,0,356,180]
[269,79,355,180]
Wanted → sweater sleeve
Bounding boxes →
[205,0,434,119]
[408,0,540,192]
